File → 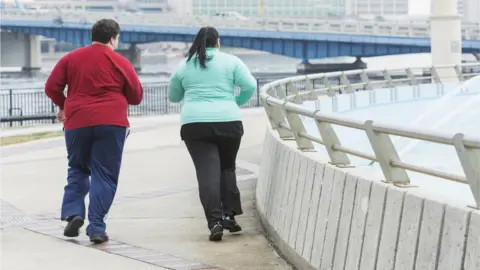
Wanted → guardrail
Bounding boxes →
[260,62,480,208]
[1,10,480,40]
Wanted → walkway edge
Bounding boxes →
[255,203,316,270]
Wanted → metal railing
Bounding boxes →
[0,78,277,128]
[260,62,480,208]
[1,10,480,40]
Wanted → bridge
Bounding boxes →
[1,62,479,269]
[1,10,479,71]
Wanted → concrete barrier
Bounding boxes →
[256,128,480,270]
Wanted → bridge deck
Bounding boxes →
[0,109,292,270]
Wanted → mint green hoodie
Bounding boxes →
[167,48,257,125]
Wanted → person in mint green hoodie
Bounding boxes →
[168,26,257,242]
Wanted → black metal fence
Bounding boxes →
[0,78,279,127]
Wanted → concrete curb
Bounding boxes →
[255,127,480,270]
[255,201,316,270]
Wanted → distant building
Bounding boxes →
[186,0,345,18]
[344,0,409,16]
[458,0,480,22]
[3,0,169,13]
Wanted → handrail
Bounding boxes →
[1,10,480,40]
[260,62,480,208]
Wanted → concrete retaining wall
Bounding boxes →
[256,128,480,270]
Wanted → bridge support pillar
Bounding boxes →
[47,41,56,55]
[0,31,41,74]
[473,53,480,62]
[430,0,462,83]
[116,44,142,72]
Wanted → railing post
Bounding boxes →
[405,67,417,85]
[454,65,465,82]
[51,101,55,124]
[360,70,372,90]
[305,76,318,100]
[364,120,411,185]
[323,77,335,97]
[340,72,352,93]
[164,87,169,114]
[263,96,294,140]
[8,89,13,127]
[286,81,303,105]
[314,111,351,166]
[256,78,261,106]
[430,66,441,84]
[452,133,480,209]
[280,83,315,151]
[282,101,315,151]
[383,69,394,88]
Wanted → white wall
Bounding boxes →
[256,120,480,270]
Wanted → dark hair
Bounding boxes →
[91,19,120,44]
[186,26,219,69]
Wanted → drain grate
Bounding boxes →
[25,221,224,270]
[1,200,34,229]
[0,216,33,229]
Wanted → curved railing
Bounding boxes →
[1,10,480,40]
[259,63,480,208]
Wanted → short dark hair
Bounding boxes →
[91,19,120,44]
[186,26,219,69]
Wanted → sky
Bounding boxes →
[409,0,431,15]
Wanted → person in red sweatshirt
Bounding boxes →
[44,19,143,244]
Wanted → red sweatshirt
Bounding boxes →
[45,44,143,129]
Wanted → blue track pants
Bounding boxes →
[60,125,128,236]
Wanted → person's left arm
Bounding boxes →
[45,56,68,109]
[167,65,185,103]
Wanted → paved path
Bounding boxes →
[0,109,292,270]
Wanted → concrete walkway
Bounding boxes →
[0,109,292,270]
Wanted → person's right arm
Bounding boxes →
[168,60,186,103]
[167,69,185,103]
[45,55,68,109]
[113,54,144,105]
[233,58,257,106]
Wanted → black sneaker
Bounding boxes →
[223,215,242,233]
[209,222,223,242]
[63,216,84,237]
[89,234,109,244]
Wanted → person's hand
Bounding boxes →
[56,109,66,122]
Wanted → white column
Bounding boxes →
[430,0,462,83]
[48,41,56,55]
[130,45,142,72]
[23,35,41,71]
[116,44,142,72]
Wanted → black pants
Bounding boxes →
[184,135,243,229]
